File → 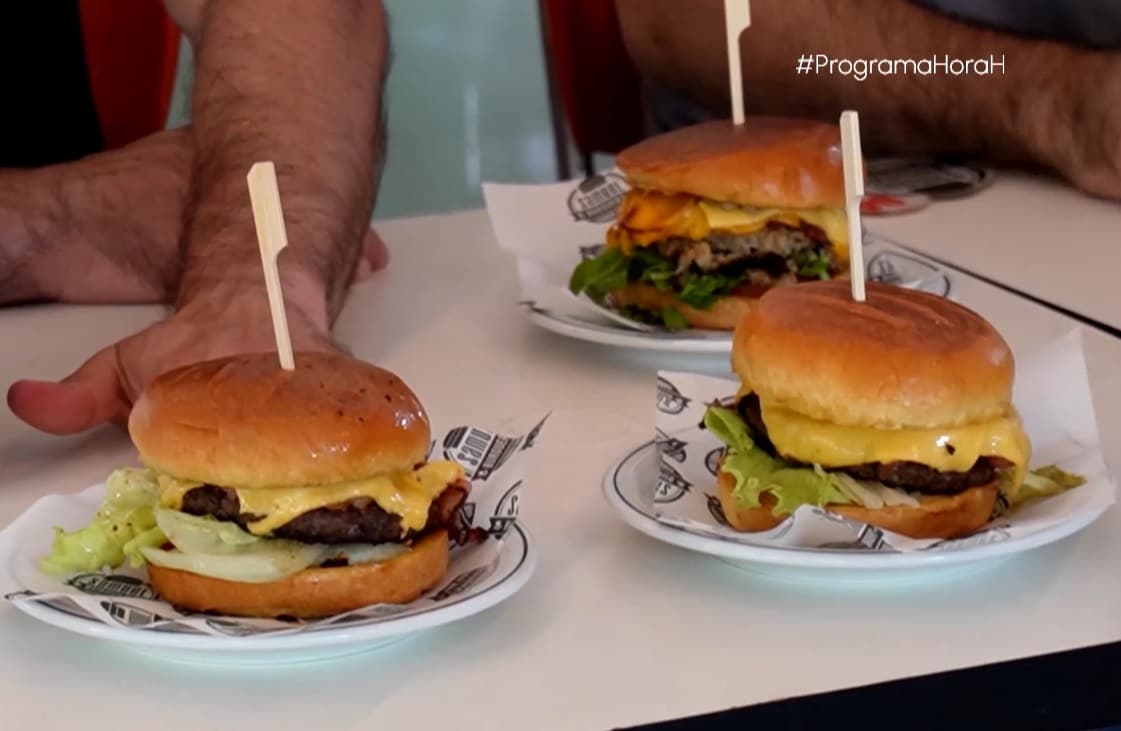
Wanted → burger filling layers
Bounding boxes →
[704,396,1082,523]
[40,461,471,583]
[569,190,850,329]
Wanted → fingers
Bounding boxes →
[351,226,390,284]
[6,346,130,435]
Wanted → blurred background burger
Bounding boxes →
[569,118,849,330]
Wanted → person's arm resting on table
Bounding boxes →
[7,0,390,434]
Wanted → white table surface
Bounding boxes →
[1,209,1119,730]
[869,171,1121,330]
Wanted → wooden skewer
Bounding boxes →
[246,161,296,370]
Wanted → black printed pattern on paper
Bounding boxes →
[429,566,492,602]
[567,173,627,223]
[922,523,1012,552]
[814,519,891,552]
[100,600,170,628]
[866,250,951,297]
[656,429,687,464]
[704,447,727,477]
[521,414,549,451]
[705,493,731,527]
[66,573,157,600]
[655,459,692,503]
[578,244,605,261]
[442,427,522,482]
[656,377,691,415]
[487,481,520,539]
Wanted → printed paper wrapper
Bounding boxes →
[650,330,1114,551]
[482,176,951,332]
[0,415,547,637]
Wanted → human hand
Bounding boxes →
[7,219,389,434]
[6,291,340,434]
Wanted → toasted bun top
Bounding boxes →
[617,118,845,210]
[733,281,1015,429]
[129,352,430,488]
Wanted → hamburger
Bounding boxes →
[704,280,1073,539]
[569,118,850,331]
[41,352,472,618]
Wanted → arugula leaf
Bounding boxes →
[569,248,629,301]
[794,249,832,280]
[678,270,744,309]
[661,306,689,331]
[627,248,675,291]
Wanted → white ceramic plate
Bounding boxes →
[1,505,536,666]
[603,441,1109,580]
[525,242,951,356]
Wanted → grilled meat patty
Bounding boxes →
[736,394,1007,496]
[655,223,837,277]
[180,480,470,544]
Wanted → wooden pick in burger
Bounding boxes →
[246,161,296,370]
[840,110,867,302]
[723,0,751,125]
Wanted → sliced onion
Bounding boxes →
[156,508,261,555]
[141,543,325,583]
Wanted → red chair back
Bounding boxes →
[539,0,645,163]
[79,0,181,149]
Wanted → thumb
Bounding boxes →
[6,346,130,435]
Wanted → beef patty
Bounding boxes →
[180,480,470,544]
[736,394,1007,495]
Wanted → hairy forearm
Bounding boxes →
[175,0,388,328]
[615,0,1094,166]
[0,129,191,305]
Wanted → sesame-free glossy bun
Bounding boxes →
[616,118,845,210]
[128,352,430,488]
[732,280,1015,429]
[147,530,449,619]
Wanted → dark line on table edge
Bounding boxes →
[895,243,1121,340]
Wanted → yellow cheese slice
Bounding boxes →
[158,461,465,537]
[759,403,1030,486]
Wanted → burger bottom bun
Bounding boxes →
[716,470,787,532]
[716,470,998,540]
[612,283,757,331]
[829,482,998,540]
[147,530,449,619]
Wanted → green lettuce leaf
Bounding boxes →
[40,467,165,574]
[703,405,754,453]
[723,452,849,515]
[568,247,629,301]
[1006,465,1087,509]
[704,405,850,517]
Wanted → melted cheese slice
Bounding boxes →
[759,402,1031,486]
[606,190,849,261]
[158,461,464,537]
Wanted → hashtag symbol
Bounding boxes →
[795,54,812,75]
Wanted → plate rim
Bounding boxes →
[524,307,733,353]
[7,523,536,652]
[602,440,1110,570]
